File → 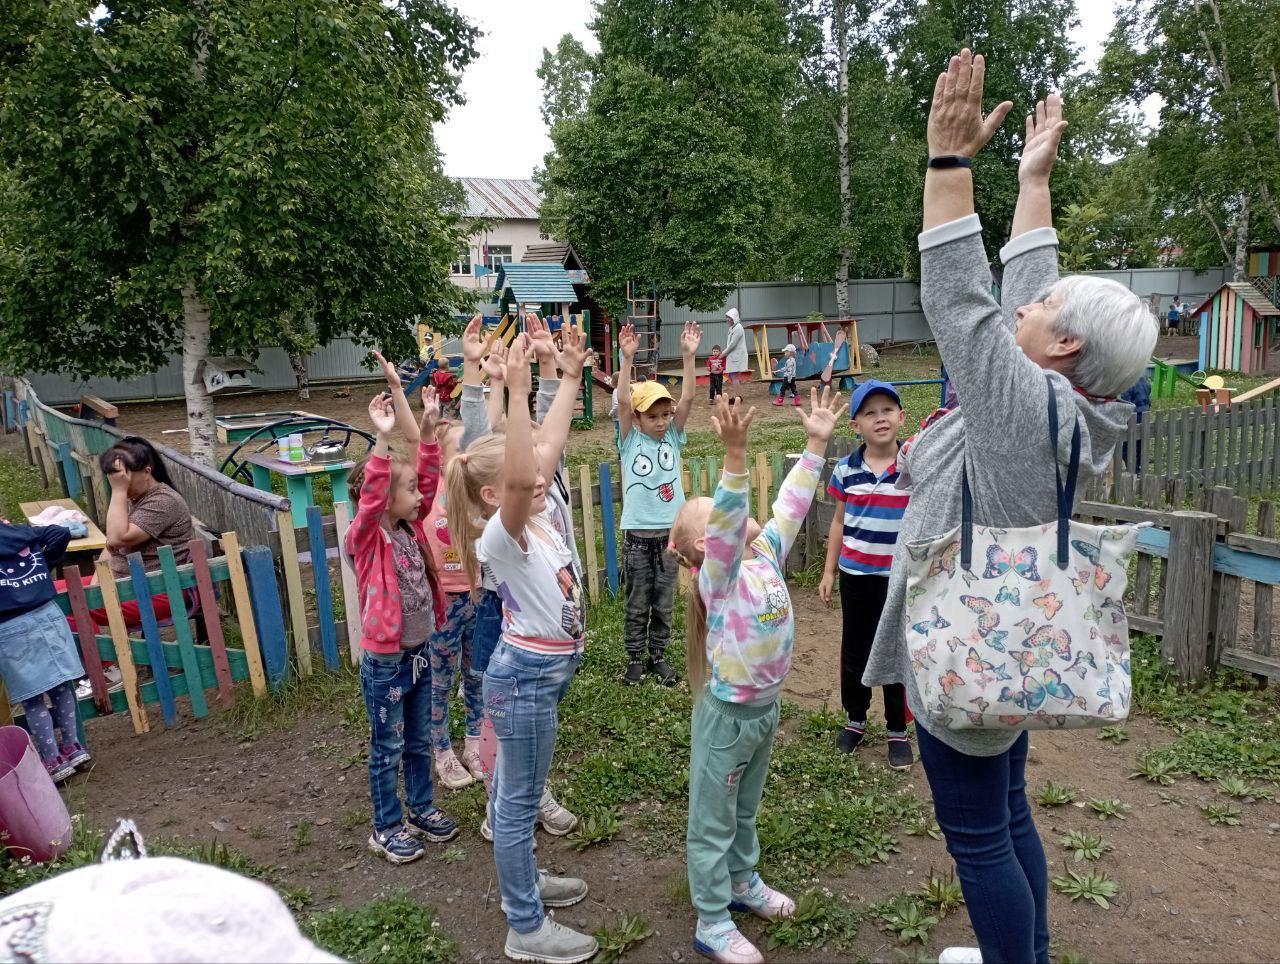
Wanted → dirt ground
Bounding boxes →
[63,590,1280,964]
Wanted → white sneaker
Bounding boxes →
[74,679,92,702]
[461,739,485,780]
[480,814,536,850]
[103,666,124,693]
[938,949,983,964]
[503,917,597,964]
[434,747,475,790]
[537,791,578,836]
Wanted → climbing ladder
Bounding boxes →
[625,282,661,380]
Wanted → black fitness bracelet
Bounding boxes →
[927,155,973,170]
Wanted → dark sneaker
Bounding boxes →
[44,758,76,783]
[405,807,460,843]
[835,726,865,754]
[887,737,915,770]
[647,656,679,686]
[623,658,645,685]
[368,826,425,864]
[504,918,598,964]
[59,742,92,770]
[538,870,588,908]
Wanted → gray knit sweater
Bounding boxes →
[861,215,1134,756]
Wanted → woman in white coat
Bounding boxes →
[722,308,749,385]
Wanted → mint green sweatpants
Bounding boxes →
[686,691,781,923]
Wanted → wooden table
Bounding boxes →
[243,452,355,529]
[20,499,108,575]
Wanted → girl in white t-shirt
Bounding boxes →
[444,331,598,964]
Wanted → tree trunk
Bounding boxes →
[181,279,217,467]
[834,0,851,322]
[1232,194,1250,281]
[289,351,310,400]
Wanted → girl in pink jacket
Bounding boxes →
[343,354,456,865]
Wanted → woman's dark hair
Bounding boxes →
[99,436,174,488]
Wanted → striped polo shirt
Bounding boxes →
[826,444,911,576]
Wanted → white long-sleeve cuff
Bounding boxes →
[918,214,982,252]
[999,227,1059,264]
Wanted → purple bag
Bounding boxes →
[0,726,72,862]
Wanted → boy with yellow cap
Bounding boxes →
[616,320,702,685]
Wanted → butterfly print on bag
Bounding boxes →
[1033,592,1063,620]
[960,595,1000,635]
[982,544,1041,581]
[912,607,950,635]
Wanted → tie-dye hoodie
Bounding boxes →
[699,450,825,705]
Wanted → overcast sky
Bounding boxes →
[435,0,1124,179]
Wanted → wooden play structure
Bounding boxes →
[746,317,862,392]
[1193,281,1278,375]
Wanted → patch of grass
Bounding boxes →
[1131,636,1280,782]
[1052,868,1120,908]
[664,873,691,905]
[341,806,370,830]
[1097,726,1129,744]
[305,892,457,963]
[292,818,314,852]
[1088,798,1130,821]
[877,895,939,945]
[440,845,466,864]
[0,451,59,518]
[1202,802,1242,826]
[1059,830,1110,863]
[1036,780,1077,807]
[592,914,654,964]
[918,869,965,916]
[766,888,863,951]
[279,884,313,913]
[568,808,620,851]
[903,810,942,840]
[1216,776,1273,802]
[222,668,363,743]
[1130,750,1179,785]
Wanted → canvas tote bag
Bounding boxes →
[903,376,1136,731]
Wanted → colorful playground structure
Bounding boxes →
[1191,281,1278,375]
[746,317,862,393]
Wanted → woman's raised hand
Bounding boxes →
[927,48,1012,160]
[1018,93,1068,185]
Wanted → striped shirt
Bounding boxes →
[826,444,911,576]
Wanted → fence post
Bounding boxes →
[1208,487,1246,669]
[1163,510,1217,682]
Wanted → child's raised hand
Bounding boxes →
[710,395,755,450]
[371,350,401,390]
[619,323,639,361]
[461,314,486,364]
[680,321,702,359]
[798,386,843,444]
[555,321,590,378]
[506,333,534,393]
[368,394,397,436]
[480,343,508,382]
[419,385,441,433]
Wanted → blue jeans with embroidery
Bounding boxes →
[361,645,434,834]
[429,592,483,750]
[483,640,581,933]
[916,726,1049,964]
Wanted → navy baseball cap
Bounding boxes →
[848,380,902,419]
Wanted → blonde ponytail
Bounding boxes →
[443,434,506,589]
[668,540,710,702]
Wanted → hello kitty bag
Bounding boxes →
[902,377,1136,731]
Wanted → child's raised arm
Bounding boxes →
[760,387,841,564]
[616,324,639,439]
[499,334,539,541]
[535,320,590,483]
[346,396,398,553]
[674,322,701,433]
[415,387,442,521]
[699,397,756,605]
[372,350,419,445]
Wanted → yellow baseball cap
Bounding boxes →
[630,381,675,413]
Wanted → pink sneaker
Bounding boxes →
[434,747,475,790]
[772,395,783,407]
[792,395,802,406]
[729,873,796,920]
[460,738,485,781]
[694,921,763,964]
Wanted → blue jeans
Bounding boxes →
[483,640,581,933]
[360,645,434,834]
[916,727,1049,964]
[470,588,504,675]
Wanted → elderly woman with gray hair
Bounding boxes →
[861,51,1156,964]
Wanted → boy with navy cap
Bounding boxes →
[818,380,914,768]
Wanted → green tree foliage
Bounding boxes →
[538,0,797,312]
[0,1,477,462]
[537,34,595,128]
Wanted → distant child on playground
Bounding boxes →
[773,344,800,406]
[669,388,841,964]
[707,346,725,401]
[0,521,90,782]
[344,355,459,865]
[616,320,701,685]
[431,357,460,418]
[446,329,598,964]
[818,381,914,769]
